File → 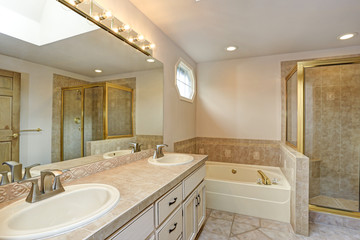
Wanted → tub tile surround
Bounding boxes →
[198,208,360,240]
[174,137,281,167]
[0,151,207,239]
[280,144,309,236]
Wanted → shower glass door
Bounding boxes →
[304,61,360,212]
[62,88,83,161]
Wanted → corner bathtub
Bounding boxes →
[205,161,290,222]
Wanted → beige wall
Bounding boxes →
[197,46,360,141]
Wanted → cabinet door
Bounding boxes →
[196,182,206,230]
[182,191,197,240]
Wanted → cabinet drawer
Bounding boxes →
[156,183,183,226]
[110,205,154,240]
[157,206,183,240]
[183,165,205,199]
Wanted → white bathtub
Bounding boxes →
[205,161,290,222]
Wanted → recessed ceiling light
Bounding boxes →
[146,58,155,63]
[226,46,237,52]
[94,69,102,73]
[338,32,357,40]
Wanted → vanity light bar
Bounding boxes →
[57,0,154,56]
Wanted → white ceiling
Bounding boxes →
[129,0,360,63]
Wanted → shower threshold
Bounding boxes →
[310,195,358,212]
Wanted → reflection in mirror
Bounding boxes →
[0,0,163,183]
[286,66,297,147]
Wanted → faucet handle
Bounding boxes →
[23,163,40,180]
[18,177,42,203]
[0,171,10,185]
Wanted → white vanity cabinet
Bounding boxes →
[108,206,154,240]
[182,182,206,240]
[107,164,205,240]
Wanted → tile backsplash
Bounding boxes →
[175,137,281,167]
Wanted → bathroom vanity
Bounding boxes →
[0,152,207,240]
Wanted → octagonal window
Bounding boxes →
[175,59,195,102]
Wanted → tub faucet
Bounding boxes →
[153,144,168,159]
[2,161,23,182]
[19,169,66,203]
[257,170,272,185]
[129,142,142,153]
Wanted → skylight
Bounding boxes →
[0,0,98,46]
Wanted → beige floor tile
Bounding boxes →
[234,214,260,227]
[204,216,232,237]
[230,229,270,240]
[198,230,228,240]
[210,209,235,221]
[259,228,297,240]
[260,219,292,233]
[231,222,258,235]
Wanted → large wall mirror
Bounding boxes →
[0,0,163,177]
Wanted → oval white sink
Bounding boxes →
[0,184,120,240]
[148,153,194,166]
[103,149,132,159]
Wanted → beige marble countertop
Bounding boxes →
[32,153,207,239]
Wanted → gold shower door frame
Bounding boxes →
[60,82,134,161]
[291,56,360,218]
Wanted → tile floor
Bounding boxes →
[310,195,358,212]
[197,208,360,240]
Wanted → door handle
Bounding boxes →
[12,133,19,139]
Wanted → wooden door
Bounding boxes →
[0,69,20,171]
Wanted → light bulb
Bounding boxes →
[150,43,156,49]
[128,37,134,42]
[138,35,144,41]
[112,27,119,33]
[105,11,112,18]
[93,15,100,21]
[338,33,357,40]
[146,58,155,63]
[123,24,130,30]
[226,46,237,52]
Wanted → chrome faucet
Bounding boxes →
[129,142,142,153]
[257,170,272,185]
[19,169,66,203]
[153,144,168,159]
[2,161,40,183]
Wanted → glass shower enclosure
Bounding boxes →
[61,82,133,161]
[286,56,360,215]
